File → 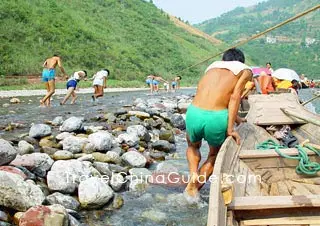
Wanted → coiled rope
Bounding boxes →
[256,139,320,175]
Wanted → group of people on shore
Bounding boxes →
[145,74,182,93]
[40,55,109,107]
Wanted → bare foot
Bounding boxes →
[40,99,45,107]
[71,96,78,105]
[184,173,200,201]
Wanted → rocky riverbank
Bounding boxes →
[0,94,194,226]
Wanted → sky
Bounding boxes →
[153,0,268,24]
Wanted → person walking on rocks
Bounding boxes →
[40,55,68,106]
[60,70,87,105]
[92,69,109,101]
[184,48,252,202]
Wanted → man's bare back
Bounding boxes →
[43,56,66,74]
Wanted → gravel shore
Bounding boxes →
[0,88,149,98]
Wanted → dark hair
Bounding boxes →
[83,70,87,77]
[177,76,182,80]
[53,54,60,57]
[103,69,110,75]
[222,48,245,63]
[266,62,271,66]
[291,79,300,89]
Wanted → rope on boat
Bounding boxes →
[175,4,320,75]
[256,139,320,175]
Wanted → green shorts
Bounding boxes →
[186,104,228,147]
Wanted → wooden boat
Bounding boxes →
[207,93,320,226]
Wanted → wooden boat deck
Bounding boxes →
[207,123,320,226]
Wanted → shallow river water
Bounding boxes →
[0,88,318,226]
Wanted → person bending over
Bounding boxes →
[60,70,87,105]
[92,69,109,101]
[171,76,182,91]
[184,48,252,202]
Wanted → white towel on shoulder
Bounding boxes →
[205,61,251,75]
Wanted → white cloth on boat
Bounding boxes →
[205,61,251,75]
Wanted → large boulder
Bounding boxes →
[46,192,80,210]
[29,124,52,139]
[61,136,88,154]
[60,117,84,132]
[19,204,69,226]
[78,177,114,208]
[152,140,175,153]
[159,130,175,143]
[122,151,147,168]
[47,160,91,194]
[52,116,64,126]
[88,131,113,152]
[0,139,17,166]
[0,171,45,211]
[127,125,151,142]
[18,140,34,155]
[10,153,54,177]
[0,166,27,179]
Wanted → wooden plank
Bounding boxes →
[239,148,317,159]
[277,181,291,196]
[301,183,320,195]
[241,216,320,225]
[269,182,280,196]
[284,181,313,196]
[229,195,320,210]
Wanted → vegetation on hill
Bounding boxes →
[0,0,223,84]
[196,0,320,79]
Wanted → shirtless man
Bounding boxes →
[184,48,252,201]
[40,55,67,106]
[153,75,168,92]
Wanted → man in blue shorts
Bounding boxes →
[171,76,182,91]
[40,55,68,106]
[60,71,87,105]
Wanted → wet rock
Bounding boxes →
[46,192,80,210]
[162,100,177,111]
[0,139,17,166]
[112,194,124,209]
[116,133,139,147]
[108,164,128,174]
[88,131,113,152]
[2,103,10,108]
[60,117,84,132]
[0,171,45,211]
[61,136,88,154]
[53,151,74,160]
[170,113,186,130]
[14,166,36,180]
[29,124,52,139]
[110,173,125,191]
[10,98,21,104]
[92,152,117,163]
[104,113,117,123]
[23,136,38,146]
[82,143,96,154]
[0,166,27,179]
[92,162,112,177]
[10,153,54,177]
[128,111,150,119]
[19,204,69,226]
[52,116,64,126]
[149,151,166,161]
[155,162,179,173]
[18,140,34,155]
[0,210,10,222]
[178,102,191,113]
[56,132,73,141]
[159,112,171,122]
[152,140,175,153]
[127,125,151,142]
[122,151,147,168]
[129,168,152,180]
[39,137,60,149]
[142,210,167,223]
[114,108,127,116]
[47,160,91,194]
[41,147,59,156]
[110,147,122,155]
[78,177,114,209]
[128,179,148,192]
[159,130,175,143]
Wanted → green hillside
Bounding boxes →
[196,0,320,79]
[0,0,223,82]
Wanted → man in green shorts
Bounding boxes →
[184,48,252,201]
